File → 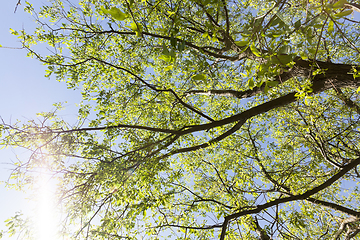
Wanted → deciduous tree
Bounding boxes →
[2,0,360,239]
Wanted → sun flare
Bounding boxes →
[35,171,60,240]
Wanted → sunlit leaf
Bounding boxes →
[333,0,348,8]
[101,6,127,21]
[235,40,249,47]
[334,10,353,18]
[130,22,142,37]
[164,65,174,71]
[250,43,262,57]
[328,20,334,33]
[159,54,172,62]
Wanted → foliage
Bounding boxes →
[2,0,360,239]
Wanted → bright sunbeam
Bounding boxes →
[35,170,60,240]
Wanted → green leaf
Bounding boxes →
[169,49,176,59]
[235,40,249,47]
[130,22,138,31]
[271,54,293,65]
[202,0,212,5]
[162,42,170,55]
[267,30,284,38]
[170,35,177,48]
[101,6,109,14]
[333,0,348,8]
[328,20,334,33]
[159,55,172,62]
[356,86,360,93]
[305,96,313,105]
[248,78,254,89]
[334,10,353,18]
[164,65,174,71]
[294,20,301,29]
[269,16,282,27]
[254,17,264,28]
[202,32,209,39]
[212,35,218,42]
[102,6,127,21]
[9,28,18,35]
[267,81,279,87]
[250,43,262,57]
[279,45,291,54]
[130,22,142,37]
[177,40,185,52]
[300,52,308,60]
[167,11,176,17]
[192,74,206,80]
[264,82,269,93]
[274,13,287,28]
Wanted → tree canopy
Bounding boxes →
[2,0,360,239]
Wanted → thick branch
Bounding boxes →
[253,217,271,240]
[185,87,265,99]
[219,156,360,240]
[181,92,298,134]
[307,198,360,218]
[332,216,359,240]
[345,3,360,12]
[162,119,247,159]
[249,132,360,219]
[186,58,356,100]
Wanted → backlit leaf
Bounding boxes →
[250,43,262,57]
[328,20,334,33]
[235,40,249,47]
[333,0,348,8]
[334,10,353,18]
[102,6,127,21]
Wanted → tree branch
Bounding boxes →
[253,217,271,240]
[219,156,360,240]
[345,3,360,12]
[332,216,359,240]
[51,123,181,135]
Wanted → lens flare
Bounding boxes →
[35,170,60,240]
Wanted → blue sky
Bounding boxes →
[0,1,81,238]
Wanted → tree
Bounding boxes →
[2,0,360,239]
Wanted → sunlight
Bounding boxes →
[35,170,60,240]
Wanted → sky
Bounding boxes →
[0,1,81,239]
